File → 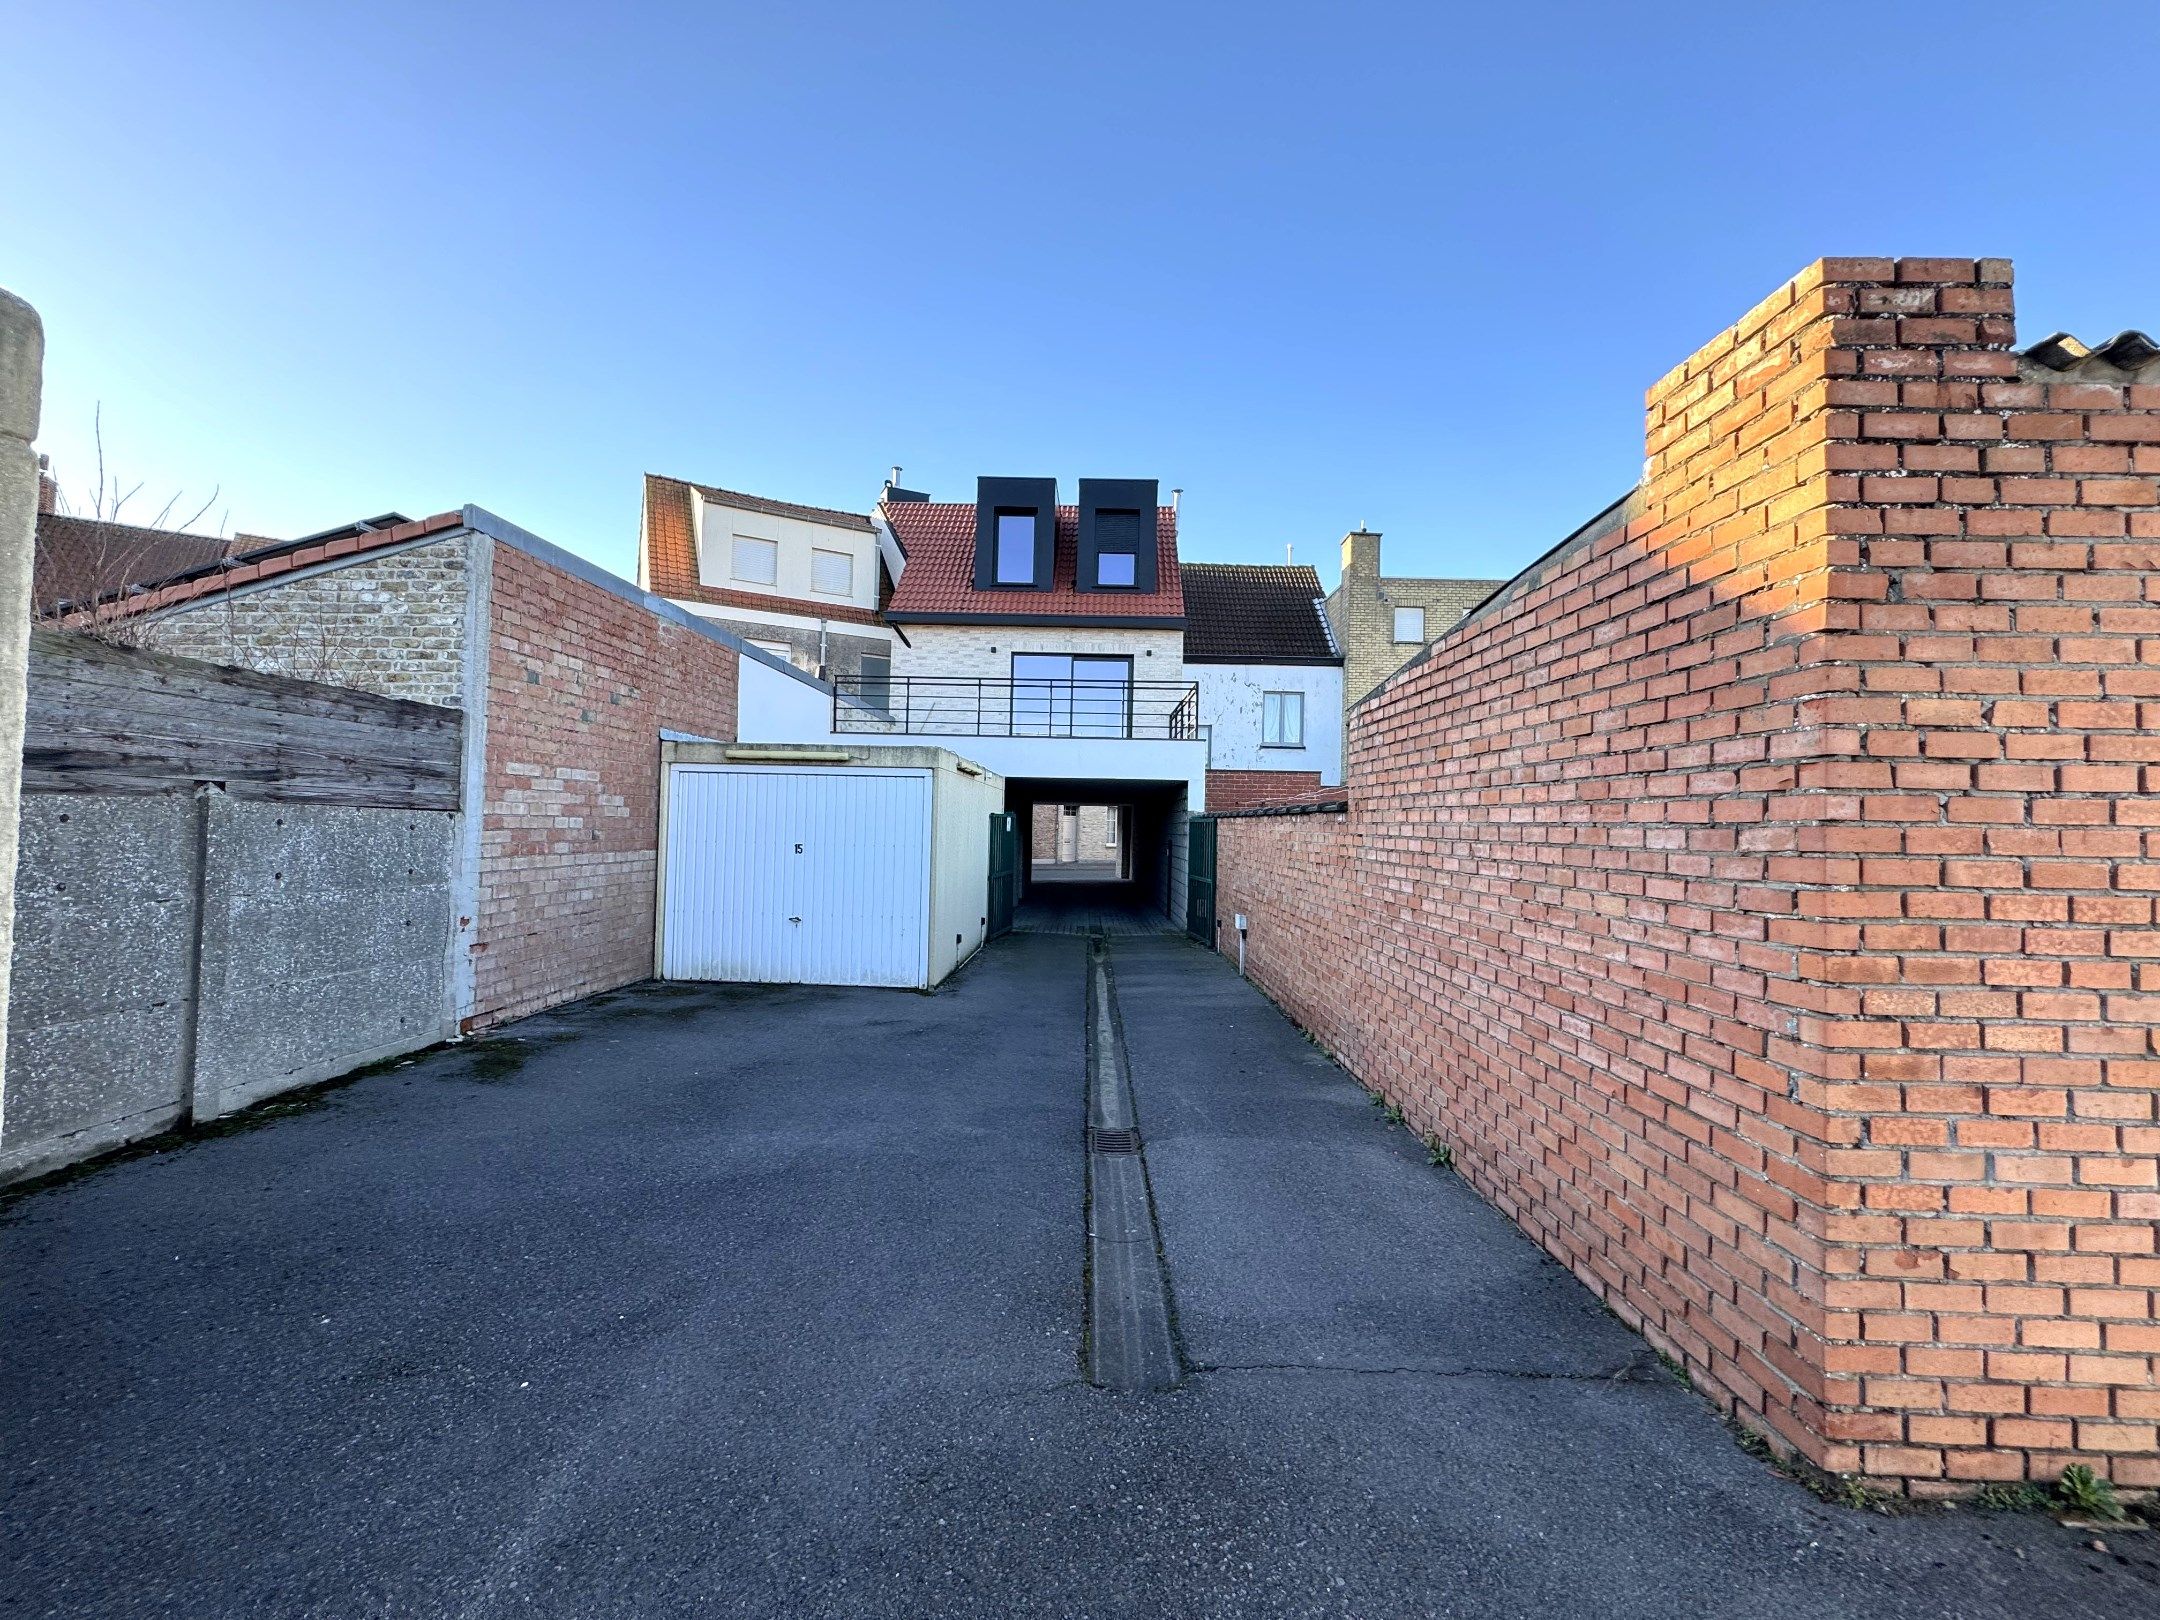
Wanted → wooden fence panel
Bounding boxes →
[20,630,463,809]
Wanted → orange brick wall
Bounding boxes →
[1210,257,2159,1496]
[473,543,738,1027]
[1205,768,1325,812]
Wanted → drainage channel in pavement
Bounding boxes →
[1081,938,1183,1393]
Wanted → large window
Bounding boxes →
[1262,690,1305,748]
[995,512,1037,585]
[732,535,779,586]
[1393,606,1425,644]
[812,548,853,596]
[1011,653,1132,737]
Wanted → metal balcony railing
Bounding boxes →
[831,676,1202,741]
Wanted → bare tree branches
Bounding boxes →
[50,403,226,536]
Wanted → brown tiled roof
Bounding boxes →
[73,511,468,626]
[641,473,882,624]
[882,502,1184,622]
[1179,562,1337,663]
[33,513,245,614]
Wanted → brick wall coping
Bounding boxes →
[1354,487,1640,716]
[1197,796,1348,821]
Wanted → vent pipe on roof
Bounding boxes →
[1170,487,1182,513]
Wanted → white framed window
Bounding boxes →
[1105,812,1118,848]
[732,535,779,586]
[1393,606,1425,644]
[812,548,853,596]
[1262,691,1304,748]
[747,638,792,662]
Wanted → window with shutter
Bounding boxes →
[1094,508,1141,588]
[731,536,778,586]
[812,548,853,596]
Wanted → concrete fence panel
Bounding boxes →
[3,634,465,1182]
[192,796,457,1118]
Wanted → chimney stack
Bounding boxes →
[36,452,56,514]
[1340,526,1380,581]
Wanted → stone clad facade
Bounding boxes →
[150,539,470,706]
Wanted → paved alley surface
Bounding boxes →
[3,934,2152,1617]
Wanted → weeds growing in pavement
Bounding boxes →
[2055,1464,2123,1521]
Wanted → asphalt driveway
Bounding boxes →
[3,933,2151,1617]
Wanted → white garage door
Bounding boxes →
[662,765,931,987]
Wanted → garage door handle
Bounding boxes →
[788,916,802,924]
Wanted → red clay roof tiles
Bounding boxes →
[882,502,1184,622]
[641,473,884,625]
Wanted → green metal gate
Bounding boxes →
[1186,817,1217,946]
[987,811,1019,939]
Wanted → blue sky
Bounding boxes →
[7,1,2158,586]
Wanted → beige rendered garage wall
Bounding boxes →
[658,743,1003,988]
[927,753,1002,983]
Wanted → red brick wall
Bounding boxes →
[1211,257,2160,1497]
[1205,768,1325,812]
[473,542,738,1027]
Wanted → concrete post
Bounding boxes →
[0,289,44,1126]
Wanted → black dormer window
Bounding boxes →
[1094,510,1140,587]
[1077,478,1158,593]
[973,477,1058,591]
[995,512,1037,584]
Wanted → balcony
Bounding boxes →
[832,675,1201,741]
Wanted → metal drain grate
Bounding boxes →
[1089,1127,1142,1155]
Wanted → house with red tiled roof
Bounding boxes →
[685,470,1353,926]
[822,476,1214,923]
[638,473,896,690]
[1178,562,1344,811]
